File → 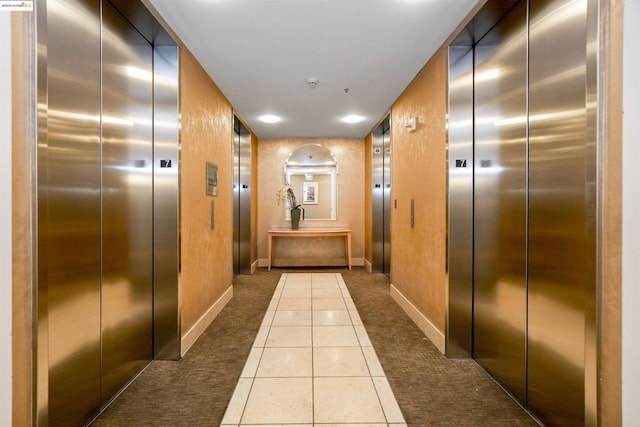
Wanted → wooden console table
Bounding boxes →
[267,228,352,271]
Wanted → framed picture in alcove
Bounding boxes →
[303,181,318,204]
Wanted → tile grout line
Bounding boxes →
[340,274,377,379]
[341,273,396,426]
[229,272,405,426]
[343,276,387,425]
[232,272,288,426]
[247,272,292,426]
[311,272,315,425]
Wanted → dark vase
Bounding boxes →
[290,208,301,230]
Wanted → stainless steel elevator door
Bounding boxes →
[239,127,252,274]
[472,0,528,404]
[233,117,252,275]
[372,116,391,276]
[447,45,474,358]
[153,45,180,360]
[447,0,594,423]
[101,2,154,403]
[233,124,240,276]
[527,0,589,424]
[382,123,392,276]
[47,1,103,425]
[372,125,384,273]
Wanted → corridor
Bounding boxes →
[93,269,537,426]
[5,0,637,424]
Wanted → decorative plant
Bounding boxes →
[276,183,300,210]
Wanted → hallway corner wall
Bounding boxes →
[389,48,448,352]
[1,10,13,427]
[622,0,640,423]
[600,0,623,423]
[179,49,234,353]
[11,11,35,427]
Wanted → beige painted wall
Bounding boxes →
[600,0,622,423]
[11,13,33,427]
[257,138,364,266]
[389,49,448,335]
[179,49,234,335]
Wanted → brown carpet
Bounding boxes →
[92,268,537,426]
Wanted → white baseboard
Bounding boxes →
[389,284,445,354]
[181,285,233,357]
[257,257,365,268]
[251,260,258,274]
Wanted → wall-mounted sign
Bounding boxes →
[456,159,467,168]
[161,159,172,168]
[206,162,218,196]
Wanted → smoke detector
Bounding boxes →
[305,77,319,89]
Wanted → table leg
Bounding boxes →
[267,234,273,271]
[346,232,352,270]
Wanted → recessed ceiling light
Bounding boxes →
[259,114,281,124]
[342,115,364,124]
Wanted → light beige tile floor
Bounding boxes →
[221,273,406,427]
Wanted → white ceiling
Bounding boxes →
[146,0,479,139]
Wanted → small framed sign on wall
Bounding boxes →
[206,162,218,196]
